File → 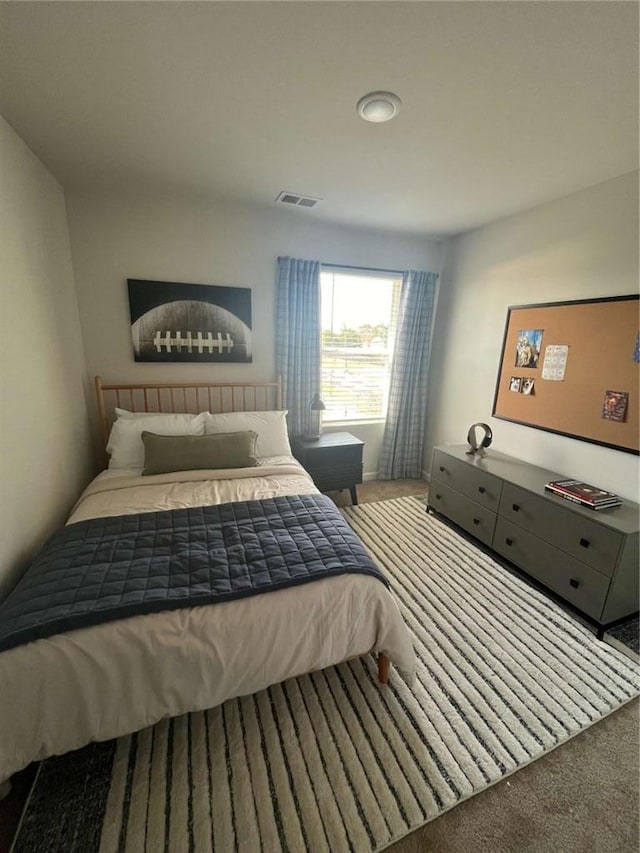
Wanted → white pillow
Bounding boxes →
[204,411,291,458]
[107,411,206,470]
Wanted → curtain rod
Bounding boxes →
[321,262,405,276]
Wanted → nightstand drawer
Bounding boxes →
[429,481,496,547]
[291,432,364,500]
[313,465,363,492]
[303,443,362,469]
[432,449,503,512]
[493,518,610,620]
[499,483,622,577]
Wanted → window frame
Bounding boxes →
[320,266,401,425]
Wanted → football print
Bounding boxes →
[128,280,252,363]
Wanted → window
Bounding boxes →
[320,269,401,422]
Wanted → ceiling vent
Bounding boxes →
[276,191,322,209]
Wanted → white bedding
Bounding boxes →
[0,456,415,783]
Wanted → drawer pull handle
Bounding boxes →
[478,486,486,494]
[439,466,446,473]
[435,493,441,501]
[579,538,590,549]
[473,517,480,525]
[505,537,513,546]
[569,578,580,589]
[512,503,520,512]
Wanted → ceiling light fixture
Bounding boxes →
[357,91,402,123]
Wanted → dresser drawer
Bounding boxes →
[499,483,622,577]
[493,518,611,620]
[429,481,497,547]
[432,449,503,512]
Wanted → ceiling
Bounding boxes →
[0,1,637,236]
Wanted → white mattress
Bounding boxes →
[0,457,415,782]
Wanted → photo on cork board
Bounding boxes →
[522,378,535,395]
[601,390,629,422]
[515,329,543,368]
[509,376,523,393]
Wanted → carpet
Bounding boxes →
[13,497,639,853]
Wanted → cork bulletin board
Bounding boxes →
[492,295,639,455]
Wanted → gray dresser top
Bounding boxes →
[433,445,640,535]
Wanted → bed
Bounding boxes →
[0,378,415,785]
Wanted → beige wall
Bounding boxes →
[0,117,93,599]
[426,171,639,501]
[66,190,443,476]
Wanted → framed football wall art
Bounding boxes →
[128,279,252,363]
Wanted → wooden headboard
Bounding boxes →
[95,376,283,450]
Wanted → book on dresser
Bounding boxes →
[545,479,622,510]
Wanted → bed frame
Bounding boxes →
[93,376,391,684]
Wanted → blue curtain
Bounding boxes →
[378,270,438,479]
[275,256,322,436]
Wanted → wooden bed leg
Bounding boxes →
[377,653,390,685]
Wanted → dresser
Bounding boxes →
[291,432,364,505]
[428,445,639,636]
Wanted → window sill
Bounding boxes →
[324,418,386,428]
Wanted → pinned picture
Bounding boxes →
[522,378,535,395]
[515,330,543,368]
[601,390,629,422]
[541,344,569,381]
[509,376,523,393]
[633,332,640,364]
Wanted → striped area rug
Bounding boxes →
[14,497,639,853]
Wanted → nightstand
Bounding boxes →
[291,432,364,504]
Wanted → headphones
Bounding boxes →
[466,423,493,456]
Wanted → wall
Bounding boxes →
[0,117,93,599]
[426,171,639,501]
[66,190,443,476]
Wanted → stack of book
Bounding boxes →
[545,479,622,510]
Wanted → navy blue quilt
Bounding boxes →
[0,494,387,652]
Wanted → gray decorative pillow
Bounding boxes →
[141,430,259,476]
